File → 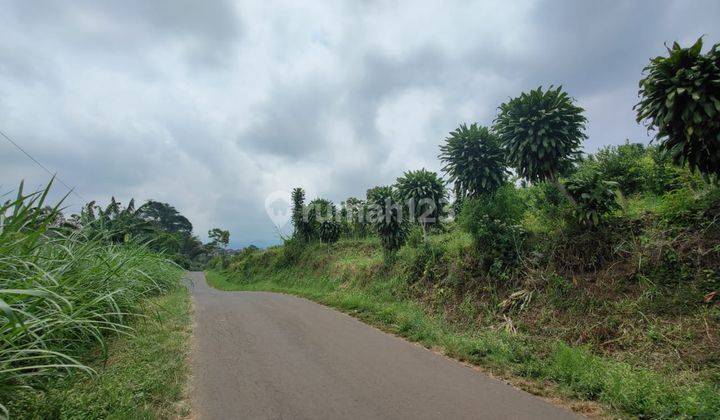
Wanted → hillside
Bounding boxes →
[210,182,720,418]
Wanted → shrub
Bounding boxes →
[439,123,508,198]
[643,145,705,194]
[636,38,720,179]
[565,168,621,226]
[459,184,525,267]
[494,86,587,183]
[591,141,647,195]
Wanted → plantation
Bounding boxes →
[210,39,720,418]
[0,182,196,418]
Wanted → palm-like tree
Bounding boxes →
[395,169,446,239]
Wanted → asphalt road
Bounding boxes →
[188,271,579,419]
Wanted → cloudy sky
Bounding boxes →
[1,1,718,247]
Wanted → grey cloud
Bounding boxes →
[1,1,719,248]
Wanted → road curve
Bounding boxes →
[188,272,579,419]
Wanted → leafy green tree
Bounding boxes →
[439,123,508,199]
[366,186,406,254]
[590,141,646,195]
[82,197,152,243]
[307,198,340,243]
[395,169,446,239]
[208,228,230,251]
[291,187,313,241]
[341,197,368,238]
[137,200,193,234]
[494,86,587,183]
[635,38,720,178]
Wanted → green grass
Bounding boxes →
[207,249,720,418]
[7,286,191,419]
[1,181,187,418]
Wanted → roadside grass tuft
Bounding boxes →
[8,286,191,419]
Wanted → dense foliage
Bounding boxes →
[636,38,720,178]
[439,123,508,198]
[341,197,369,238]
[459,184,525,267]
[366,186,406,254]
[395,169,447,235]
[291,187,313,241]
[307,198,341,244]
[67,196,212,269]
[565,170,621,226]
[0,182,183,417]
[495,86,587,182]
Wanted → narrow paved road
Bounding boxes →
[188,272,579,419]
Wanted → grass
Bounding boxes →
[1,181,187,418]
[207,236,720,418]
[7,286,191,419]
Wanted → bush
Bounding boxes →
[565,168,621,226]
[459,184,525,268]
[591,141,647,195]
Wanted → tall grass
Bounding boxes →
[0,181,182,417]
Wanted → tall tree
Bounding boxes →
[307,198,340,244]
[635,38,720,178]
[494,86,587,183]
[439,123,508,199]
[366,186,406,255]
[395,169,446,239]
[137,200,193,234]
[208,228,230,251]
[291,187,312,241]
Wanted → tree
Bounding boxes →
[635,38,720,178]
[137,200,193,235]
[291,187,312,241]
[208,228,230,251]
[494,86,587,183]
[307,198,340,244]
[342,197,368,238]
[366,186,406,255]
[439,123,508,199]
[395,169,446,239]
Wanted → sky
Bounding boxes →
[1,1,719,248]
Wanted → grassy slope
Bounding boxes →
[207,235,720,419]
[9,286,191,419]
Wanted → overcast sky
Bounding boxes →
[1,1,719,247]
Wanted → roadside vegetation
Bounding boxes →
[210,39,720,418]
[0,181,203,418]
